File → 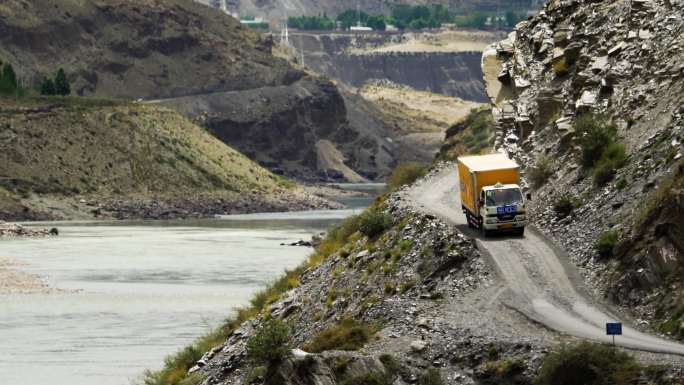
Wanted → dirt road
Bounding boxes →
[407,165,684,355]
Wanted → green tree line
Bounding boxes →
[287,5,529,31]
[0,59,72,97]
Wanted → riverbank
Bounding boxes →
[0,221,57,237]
[1,188,346,222]
[0,214,350,385]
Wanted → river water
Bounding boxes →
[0,191,378,385]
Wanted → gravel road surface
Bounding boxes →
[407,165,684,355]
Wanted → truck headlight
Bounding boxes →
[517,215,526,221]
[486,219,498,224]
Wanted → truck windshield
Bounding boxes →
[485,188,523,206]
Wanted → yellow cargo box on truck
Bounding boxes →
[457,153,528,236]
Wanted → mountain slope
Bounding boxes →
[0,0,301,99]
[0,97,335,220]
[483,0,684,336]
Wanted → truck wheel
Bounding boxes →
[482,228,492,237]
[516,227,525,237]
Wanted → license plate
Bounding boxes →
[500,224,514,229]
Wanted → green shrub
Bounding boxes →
[340,371,393,385]
[574,114,629,187]
[593,160,617,186]
[303,319,376,353]
[378,354,401,377]
[246,319,292,365]
[553,194,579,218]
[358,208,392,238]
[388,163,427,191]
[658,306,684,338]
[482,359,525,378]
[535,342,641,385]
[244,366,267,384]
[595,230,619,258]
[574,114,618,168]
[384,283,396,295]
[486,344,499,360]
[250,269,301,311]
[528,154,555,188]
[419,369,444,385]
[593,143,628,186]
[399,279,417,294]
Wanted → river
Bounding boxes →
[0,190,379,385]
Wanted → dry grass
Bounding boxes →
[303,319,377,353]
[0,98,289,200]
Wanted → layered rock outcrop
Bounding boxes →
[483,0,684,334]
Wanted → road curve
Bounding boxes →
[407,165,684,355]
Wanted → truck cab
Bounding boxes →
[457,153,528,237]
[479,183,527,236]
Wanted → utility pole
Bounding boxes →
[299,34,305,67]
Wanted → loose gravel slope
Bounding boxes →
[406,164,684,356]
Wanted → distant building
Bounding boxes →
[350,26,373,32]
[385,24,399,32]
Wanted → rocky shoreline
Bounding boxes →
[2,188,345,222]
[0,221,57,237]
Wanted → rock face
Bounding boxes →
[484,0,684,334]
[291,33,490,103]
[160,76,402,181]
[0,222,57,237]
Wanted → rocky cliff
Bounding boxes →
[157,76,408,182]
[483,0,684,336]
[291,32,493,103]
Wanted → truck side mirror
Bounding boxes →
[479,199,484,207]
[526,193,532,201]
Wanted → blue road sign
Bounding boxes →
[606,322,622,335]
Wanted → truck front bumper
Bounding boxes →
[483,220,527,231]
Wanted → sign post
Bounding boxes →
[606,322,622,347]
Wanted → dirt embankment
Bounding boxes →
[360,81,485,163]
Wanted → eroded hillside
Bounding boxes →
[0,0,300,99]
[0,0,433,183]
[0,98,335,220]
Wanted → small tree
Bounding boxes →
[54,68,71,96]
[0,63,18,95]
[246,319,291,366]
[40,78,56,96]
[574,115,617,168]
